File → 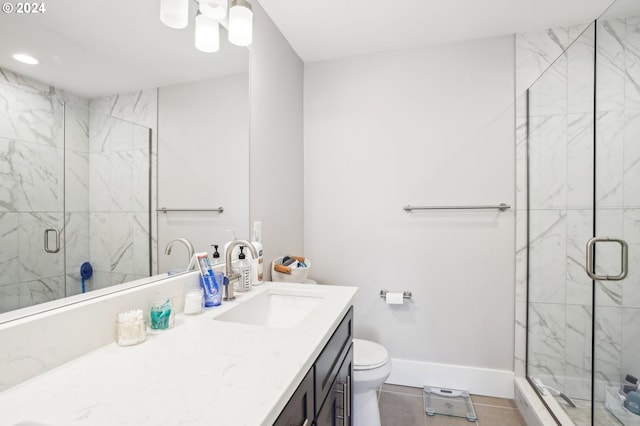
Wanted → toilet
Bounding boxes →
[352,338,392,426]
[269,271,391,425]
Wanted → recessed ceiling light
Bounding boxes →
[12,53,39,65]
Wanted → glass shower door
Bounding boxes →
[592,1,640,423]
[0,77,152,315]
[0,78,66,313]
[526,1,640,423]
[526,21,597,425]
[64,102,152,297]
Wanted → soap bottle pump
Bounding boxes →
[211,244,221,266]
[235,246,251,292]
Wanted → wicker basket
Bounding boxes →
[271,256,311,283]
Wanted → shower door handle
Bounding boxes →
[44,228,60,254]
[586,237,628,281]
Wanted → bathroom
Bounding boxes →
[1,0,639,425]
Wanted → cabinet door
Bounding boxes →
[316,344,353,426]
[273,367,314,426]
[315,307,353,412]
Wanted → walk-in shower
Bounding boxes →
[0,73,152,314]
[525,0,640,424]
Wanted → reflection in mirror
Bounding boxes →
[0,1,250,318]
[0,77,152,314]
[157,73,250,273]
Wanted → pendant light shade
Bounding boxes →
[195,11,220,52]
[228,0,253,47]
[160,0,189,29]
[160,0,253,52]
[199,0,227,20]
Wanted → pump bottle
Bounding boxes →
[235,246,252,292]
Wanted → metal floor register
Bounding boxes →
[423,386,478,422]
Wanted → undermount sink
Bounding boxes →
[214,287,325,328]
[13,423,54,426]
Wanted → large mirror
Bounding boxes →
[0,0,250,317]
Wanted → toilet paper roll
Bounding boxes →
[385,292,404,305]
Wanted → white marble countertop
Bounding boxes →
[0,282,357,426]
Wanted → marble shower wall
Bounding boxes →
[0,68,156,313]
[0,68,90,312]
[523,23,596,402]
[517,16,640,402]
[515,24,591,386]
[87,90,157,291]
[63,99,91,298]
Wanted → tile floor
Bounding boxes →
[378,384,527,426]
[562,398,622,426]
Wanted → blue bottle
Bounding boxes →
[626,391,640,415]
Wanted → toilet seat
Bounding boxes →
[353,339,389,370]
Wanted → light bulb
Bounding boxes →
[195,12,220,53]
[228,0,253,47]
[12,53,38,65]
[160,0,189,29]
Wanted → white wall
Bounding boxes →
[249,2,304,278]
[157,74,250,272]
[304,36,516,395]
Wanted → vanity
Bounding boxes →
[0,278,357,426]
[275,306,353,426]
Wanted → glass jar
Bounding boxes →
[116,310,147,346]
[184,288,204,315]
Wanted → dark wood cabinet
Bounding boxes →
[274,307,353,426]
[315,307,353,411]
[273,366,314,426]
[316,345,353,426]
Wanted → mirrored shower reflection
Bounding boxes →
[0,71,151,314]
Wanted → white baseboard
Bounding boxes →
[386,358,515,399]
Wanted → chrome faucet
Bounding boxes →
[224,239,258,301]
[164,238,195,269]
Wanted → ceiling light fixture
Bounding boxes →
[195,11,220,52]
[228,0,253,47]
[199,0,227,20]
[12,53,39,65]
[160,0,189,29]
[160,0,252,53]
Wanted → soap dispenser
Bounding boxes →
[211,244,221,266]
[235,246,251,292]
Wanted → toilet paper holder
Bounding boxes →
[379,289,412,299]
